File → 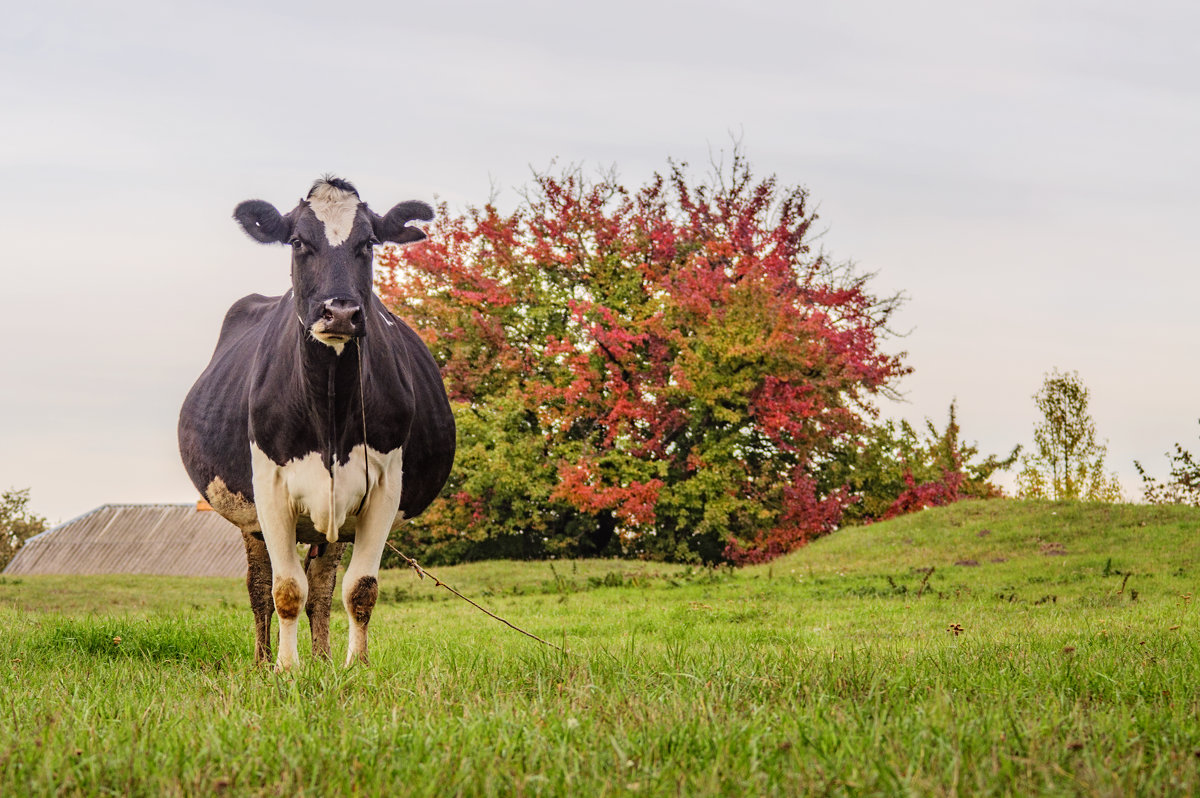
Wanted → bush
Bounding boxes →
[1136,422,1200,506]
[820,401,1019,524]
[0,488,47,571]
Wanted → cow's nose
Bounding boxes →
[321,299,363,335]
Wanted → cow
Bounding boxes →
[179,176,455,670]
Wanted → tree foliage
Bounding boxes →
[378,153,909,563]
[823,401,1019,524]
[1016,369,1122,502]
[1135,422,1200,506]
[0,488,47,571]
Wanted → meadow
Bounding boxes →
[0,499,1197,796]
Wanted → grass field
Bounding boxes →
[1,499,1198,796]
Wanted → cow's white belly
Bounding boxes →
[250,442,404,542]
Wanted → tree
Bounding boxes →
[377,151,910,564]
[821,401,1020,524]
[1016,369,1122,501]
[0,488,47,571]
[1135,422,1200,506]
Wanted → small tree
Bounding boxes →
[0,488,47,571]
[1016,369,1122,501]
[1135,422,1200,506]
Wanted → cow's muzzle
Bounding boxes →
[314,298,365,340]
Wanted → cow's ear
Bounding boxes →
[372,200,434,245]
[234,200,292,244]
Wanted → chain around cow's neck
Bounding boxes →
[326,361,337,540]
[356,339,370,517]
[324,340,371,543]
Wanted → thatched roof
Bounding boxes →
[3,503,245,577]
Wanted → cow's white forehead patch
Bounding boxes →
[307,182,360,246]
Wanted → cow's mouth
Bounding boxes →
[313,330,350,342]
[309,326,357,349]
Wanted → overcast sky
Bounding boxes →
[3,0,1197,524]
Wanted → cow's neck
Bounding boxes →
[297,333,366,466]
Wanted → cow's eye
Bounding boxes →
[290,239,305,252]
[361,239,378,256]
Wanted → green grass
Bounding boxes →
[1,499,1198,796]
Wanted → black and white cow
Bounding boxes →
[179,177,455,670]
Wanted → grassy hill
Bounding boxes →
[0,499,1197,796]
[769,498,1198,607]
[787,498,1197,580]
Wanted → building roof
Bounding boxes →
[3,503,246,577]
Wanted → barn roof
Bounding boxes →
[3,503,245,577]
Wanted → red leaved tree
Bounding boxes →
[378,152,909,563]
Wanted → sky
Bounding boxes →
[3,0,1198,525]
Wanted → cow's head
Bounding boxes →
[233,176,432,351]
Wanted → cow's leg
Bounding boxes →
[251,462,307,671]
[241,529,274,665]
[262,524,307,672]
[341,490,399,666]
[304,542,345,659]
